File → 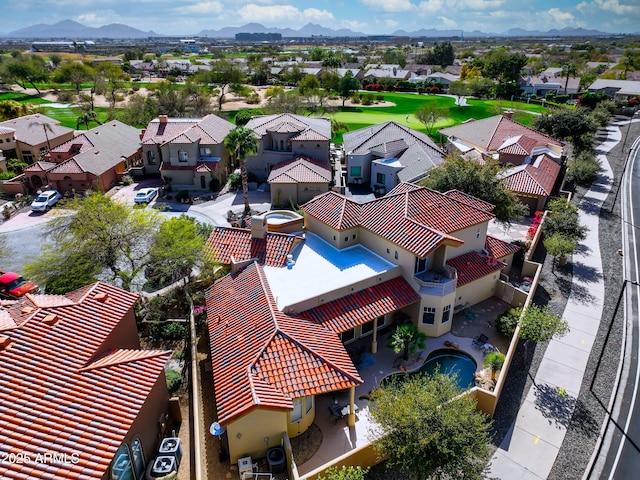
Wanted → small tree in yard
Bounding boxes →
[544,232,578,273]
[389,324,426,361]
[518,304,569,365]
[369,372,493,480]
[484,352,505,381]
[317,465,369,480]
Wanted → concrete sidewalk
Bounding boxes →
[487,123,619,479]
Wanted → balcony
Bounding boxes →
[414,266,457,296]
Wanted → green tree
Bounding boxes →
[467,76,494,98]
[194,59,244,110]
[517,304,569,364]
[53,61,93,94]
[532,108,597,153]
[415,104,449,135]
[330,118,349,142]
[421,155,528,225]
[426,42,455,67]
[28,120,54,152]
[447,80,469,105]
[561,63,577,94]
[543,232,577,273]
[75,110,102,130]
[94,61,128,109]
[369,372,492,480]
[0,100,34,121]
[224,127,259,215]
[23,248,102,294]
[1,56,48,94]
[146,216,209,287]
[484,352,505,381]
[27,193,161,292]
[298,74,320,96]
[388,324,426,361]
[565,150,601,186]
[117,93,159,128]
[339,71,360,107]
[317,465,369,480]
[542,198,588,241]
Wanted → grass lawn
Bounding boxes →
[330,92,543,142]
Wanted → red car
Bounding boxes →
[0,271,38,298]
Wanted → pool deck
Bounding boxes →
[296,330,489,476]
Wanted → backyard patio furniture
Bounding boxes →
[472,333,489,349]
[328,403,359,424]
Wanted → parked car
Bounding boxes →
[30,190,62,212]
[134,188,158,204]
[0,271,38,298]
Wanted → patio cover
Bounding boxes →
[298,276,420,333]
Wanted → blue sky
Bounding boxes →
[4,0,639,35]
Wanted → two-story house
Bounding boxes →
[141,114,235,190]
[244,113,331,183]
[0,113,74,164]
[343,121,445,194]
[205,182,519,464]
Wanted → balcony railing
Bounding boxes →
[414,266,457,296]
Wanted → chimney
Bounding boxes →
[140,129,146,140]
[251,214,267,239]
[504,111,513,120]
[159,115,169,123]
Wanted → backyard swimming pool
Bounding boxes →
[383,348,478,390]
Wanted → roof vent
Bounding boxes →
[21,306,35,315]
[0,336,12,350]
[93,292,109,303]
[43,314,60,326]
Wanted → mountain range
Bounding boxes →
[0,19,630,40]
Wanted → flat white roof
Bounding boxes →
[263,233,397,311]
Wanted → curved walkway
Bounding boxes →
[487,124,618,479]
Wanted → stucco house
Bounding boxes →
[244,113,331,183]
[0,113,74,164]
[205,182,519,463]
[0,282,172,480]
[519,75,581,96]
[439,113,564,213]
[587,79,640,100]
[23,120,142,194]
[343,121,445,194]
[267,156,332,207]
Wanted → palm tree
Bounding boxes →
[224,127,258,216]
[562,63,576,95]
[484,352,505,381]
[28,120,54,155]
[75,111,102,130]
[389,324,426,361]
[330,118,349,143]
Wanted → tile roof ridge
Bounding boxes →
[80,348,171,371]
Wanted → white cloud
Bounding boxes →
[417,0,443,13]
[535,8,579,28]
[180,2,224,14]
[237,4,335,25]
[385,19,400,28]
[591,0,636,15]
[360,0,415,13]
[437,16,458,28]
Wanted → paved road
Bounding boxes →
[589,128,640,479]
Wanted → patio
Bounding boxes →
[295,307,510,477]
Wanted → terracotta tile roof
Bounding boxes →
[496,134,539,156]
[485,235,521,259]
[48,157,86,174]
[443,189,495,212]
[23,161,57,172]
[141,118,199,145]
[207,263,362,425]
[268,156,331,184]
[0,114,74,146]
[446,251,505,287]
[298,276,420,332]
[168,114,235,145]
[439,115,562,153]
[500,154,561,197]
[302,182,494,257]
[206,227,302,267]
[0,282,170,480]
[0,309,16,332]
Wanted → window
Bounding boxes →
[344,237,348,242]
[131,438,145,479]
[476,228,481,239]
[361,320,374,336]
[178,150,188,162]
[376,172,386,184]
[377,315,387,329]
[291,398,303,423]
[350,166,361,177]
[352,234,356,239]
[442,305,451,324]
[340,328,355,343]
[147,151,156,165]
[199,147,212,156]
[111,443,135,480]
[305,396,313,414]
[414,257,427,274]
[0,139,3,143]
[422,307,436,325]
[394,251,399,260]
[21,151,33,163]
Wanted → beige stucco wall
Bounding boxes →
[226,409,289,463]
[454,272,500,308]
[287,396,315,439]
[271,183,297,207]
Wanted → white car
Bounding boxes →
[30,190,62,212]
[134,188,158,204]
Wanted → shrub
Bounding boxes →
[566,152,601,186]
[246,92,261,104]
[361,93,374,105]
[496,308,520,337]
[376,94,385,102]
[165,370,182,394]
[122,174,134,185]
[317,466,369,480]
[228,172,242,189]
[175,190,190,203]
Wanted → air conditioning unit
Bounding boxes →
[158,437,182,467]
[150,456,178,478]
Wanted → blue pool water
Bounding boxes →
[384,349,477,390]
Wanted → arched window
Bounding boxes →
[111,443,135,480]
[131,438,146,479]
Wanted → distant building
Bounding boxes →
[236,32,282,42]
